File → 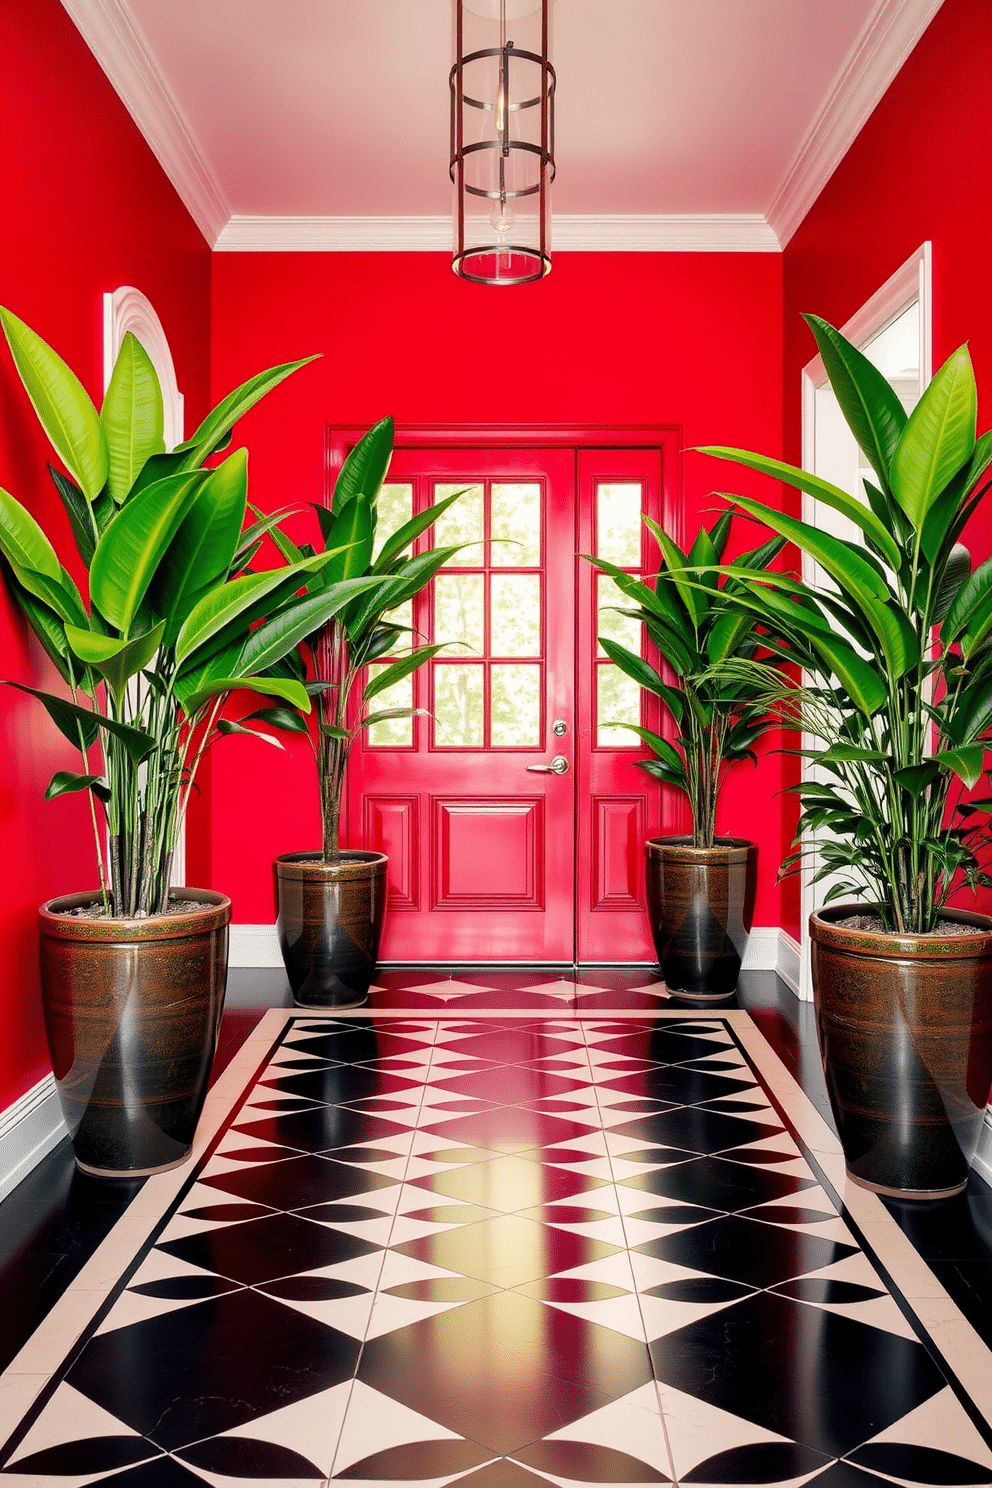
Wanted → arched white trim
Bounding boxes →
[102,287,187,886]
[103,286,185,450]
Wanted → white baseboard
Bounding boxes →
[229,922,802,989]
[229,924,283,967]
[0,1076,67,1202]
[972,1112,992,1188]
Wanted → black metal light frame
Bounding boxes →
[450,0,556,285]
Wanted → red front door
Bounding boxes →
[336,433,676,964]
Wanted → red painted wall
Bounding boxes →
[0,0,211,1107]
[780,0,992,935]
[209,251,785,928]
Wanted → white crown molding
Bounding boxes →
[214,213,782,254]
[59,0,230,246]
[768,0,945,247]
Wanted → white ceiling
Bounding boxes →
[61,0,944,251]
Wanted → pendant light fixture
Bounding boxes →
[450,0,555,285]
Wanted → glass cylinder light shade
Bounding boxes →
[450,0,555,285]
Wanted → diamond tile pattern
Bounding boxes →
[3,1008,992,1488]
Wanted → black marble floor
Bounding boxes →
[1,970,992,1487]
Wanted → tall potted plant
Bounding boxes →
[587,512,784,999]
[699,314,992,1197]
[0,309,372,1176]
[272,418,466,1007]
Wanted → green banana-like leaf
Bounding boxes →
[45,771,103,800]
[331,415,394,512]
[47,465,111,567]
[65,620,165,705]
[230,505,303,572]
[174,551,335,663]
[372,489,466,573]
[890,344,977,528]
[819,743,889,763]
[3,680,154,760]
[613,722,678,760]
[0,307,109,502]
[150,450,249,645]
[2,567,72,683]
[727,497,890,610]
[708,509,734,561]
[89,471,209,634]
[803,314,907,492]
[642,515,705,628]
[893,762,942,796]
[599,637,665,696]
[860,595,920,678]
[322,495,374,584]
[101,332,165,504]
[687,525,719,592]
[175,355,321,471]
[942,551,992,644]
[947,677,992,747]
[695,452,903,572]
[0,485,61,581]
[216,718,285,748]
[241,705,309,733]
[635,758,686,789]
[805,631,888,715]
[961,589,992,660]
[933,543,973,628]
[180,674,311,718]
[934,746,985,790]
[362,644,446,702]
[235,577,382,676]
[625,729,684,776]
[345,547,461,642]
[5,553,88,628]
[641,616,697,678]
[360,706,430,730]
[586,556,695,645]
[707,609,755,664]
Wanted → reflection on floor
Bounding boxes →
[2,977,992,1486]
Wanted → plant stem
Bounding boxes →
[316,618,352,862]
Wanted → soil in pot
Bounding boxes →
[275,850,387,1008]
[645,837,757,1001]
[38,888,230,1178]
[811,903,992,1200]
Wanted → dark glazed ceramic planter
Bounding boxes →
[275,850,387,1008]
[645,836,757,1001]
[811,904,992,1200]
[38,889,230,1178]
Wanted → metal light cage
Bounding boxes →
[450,0,555,285]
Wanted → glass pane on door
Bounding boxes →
[431,477,545,750]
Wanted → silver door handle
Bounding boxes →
[526,754,569,775]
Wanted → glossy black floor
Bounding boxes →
[2,969,992,1487]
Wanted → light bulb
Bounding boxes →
[490,194,515,236]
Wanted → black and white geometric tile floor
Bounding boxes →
[3,976,992,1486]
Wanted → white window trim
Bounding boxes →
[797,242,932,999]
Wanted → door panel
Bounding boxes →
[334,433,677,964]
[349,447,576,962]
[575,449,666,962]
